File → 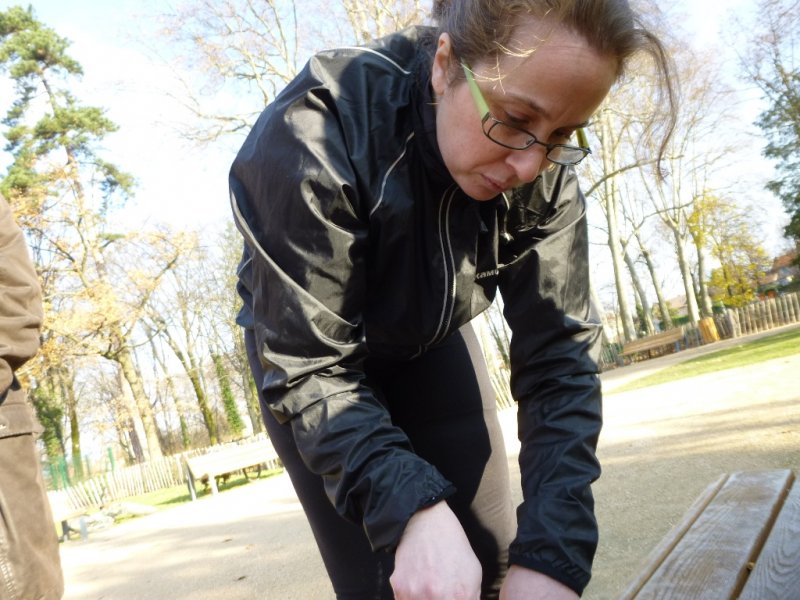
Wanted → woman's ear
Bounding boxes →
[431,32,453,97]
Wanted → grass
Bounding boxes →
[122,468,283,510]
[56,468,284,539]
[611,327,800,393]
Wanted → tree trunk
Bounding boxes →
[694,243,714,317]
[60,369,83,480]
[606,189,637,341]
[212,352,244,439]
[233,327,263,435]
[116,367,148,462]
[162,373,185,451]
[30,376,66,465]
[168,339,218,445]
[637,241,673,330]
[148,331,189,451]
[484,300,511,370]
[244,370,262,434]
[623,248,656,335]
[590,282,614,343]
[674,231,701,325]
[115,344,164,460]
[597,111,637,342]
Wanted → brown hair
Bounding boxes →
[432,0,677,169]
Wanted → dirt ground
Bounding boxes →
[59,328,800,599]
[582,349,800,598]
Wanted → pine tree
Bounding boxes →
[1,6,167,461]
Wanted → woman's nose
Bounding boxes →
[506,145,548,183]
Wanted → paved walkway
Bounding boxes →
[60,324,800,599]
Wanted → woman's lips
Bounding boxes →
[482,174,507,194]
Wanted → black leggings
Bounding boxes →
[245,325,515,599]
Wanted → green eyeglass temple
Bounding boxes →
[463,62,491,117]
[461,62,590,152]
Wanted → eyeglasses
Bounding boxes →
[461,63,591,166]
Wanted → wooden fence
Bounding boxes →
[714,291,800,338]
[600,291,800,370]
[51,433,282,513]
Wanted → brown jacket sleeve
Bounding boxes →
[0,194,43,397]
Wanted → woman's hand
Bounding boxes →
[390,501,482,600]
[500,565,579,600]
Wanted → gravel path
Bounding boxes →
[60,326,800,599]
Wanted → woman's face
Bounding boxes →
[431,19,618,201]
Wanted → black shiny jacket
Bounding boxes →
[231,26,603,595]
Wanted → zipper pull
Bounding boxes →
[499,192,513,243]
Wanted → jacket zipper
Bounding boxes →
[426,187,457,348]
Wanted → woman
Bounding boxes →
[230,1,675,598]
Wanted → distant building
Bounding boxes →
[666,295,689,319]
[759,249,800,296]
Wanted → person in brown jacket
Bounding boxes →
[0,193,64,600]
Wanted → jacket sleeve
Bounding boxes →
[0,194,43,400]
[229,72,454,552]
[497,167,603,596]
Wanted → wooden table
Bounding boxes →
[620,469,800,599]
[620,326,686,363]
[184,438,280,499]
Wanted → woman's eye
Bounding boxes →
[504,112,527,126]
[493,103,526,125]
[552,130,574,143]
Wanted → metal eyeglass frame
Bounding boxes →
[461,62,591,166]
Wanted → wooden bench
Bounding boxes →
[184,438,281,500]
[47,489,92,541]
[620,469,800,599]
[620,326,686,363]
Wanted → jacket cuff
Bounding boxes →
[364,464,456,552]
[508,492,598,595]
[508,549,590,596]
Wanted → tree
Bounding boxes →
[29,378,65,465]
[636,44,738,327]
[154,0,303,142]
[212,224,263,435]
[0,6,160,459]
[587,106,639,342]
[339,0,426,43]
[742,0,800,245]
[583,63,669,341]
[156,0,429,143]
[619,188,674,331]
[687,192,726,316]
[144,235,221,446]
[0,7,202,461]
[0,6,132,214]
[702,199,771,308]
[212,352,245,439]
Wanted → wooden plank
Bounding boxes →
[790,292,800,322]
[628,470,793,599]
[739,474,800,600]
[619,474,727,600]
